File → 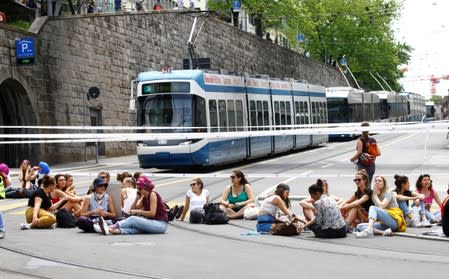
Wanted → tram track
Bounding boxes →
[1,132,442,278]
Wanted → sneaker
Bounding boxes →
[20,223,30,230]
[0,230,5,239]
[411,218,421,228]
[382,228,393,236]
[420,219,431,228]
[98,217,109,235]
[355,229,374,238]
[93,224,102,233]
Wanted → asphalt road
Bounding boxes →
[1,131,449,278]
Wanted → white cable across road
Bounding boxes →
[0,121,448,144]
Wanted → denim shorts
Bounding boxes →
[256,215,274,233]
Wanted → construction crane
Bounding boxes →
[400,73,449,95]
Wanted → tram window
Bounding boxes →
[303,102,309,124]
[286,102,291,127]
[218,100,227,132]
[295,101,300,125]
[319,102,325,123]
[194,96,207,132]
[263,101,269,130]
[311,102,316,124]
[227,100,236,132]
[274,101,280,129]
[280,102,286,126]
[257,101,263,131]
[236,100,244,131]
[209,100,218,132]
[250,100,257,131]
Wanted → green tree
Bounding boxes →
[207,0,411,92]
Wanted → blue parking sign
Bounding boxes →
[296,33,305,42]
[16,37,36,65]
[233,1,240,12]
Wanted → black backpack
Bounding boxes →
[203,203,229,225]
[55,208,77,228]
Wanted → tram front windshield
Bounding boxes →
[138,94,206,133]
[327,98,349,123]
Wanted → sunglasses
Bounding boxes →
[353,178,362,182]
[100,176,107,179]
[190,183,196,187]
[230,175,236,179]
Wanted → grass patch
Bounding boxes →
[6,20,31,31]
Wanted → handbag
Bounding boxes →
[55,208,77,228]
[272,211,300,236]
[203,203,228,224]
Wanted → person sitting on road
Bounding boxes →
[0,211,4,239]
[20,175,67,230]
[354,176,406,238]
[50,174,83,215]
[76,177,117,233]
[117,172,133,188]
[300,179,343,221]
[64,173,77,196]
[414,174,442,224]
[18,160,34,190]
[256,183,299,234]
[339,170,373,232]
[393,174,425,227]
[105,176,168,235]
[86,171,110,195]
[177,178,210,223]
[120,176,137,217]
[302,183,346,238]
[220,170,255,219]
[441,186,449,237]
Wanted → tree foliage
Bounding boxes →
[207,0,411,92]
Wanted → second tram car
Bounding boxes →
[133,69,328,168]
[371,90,408,122]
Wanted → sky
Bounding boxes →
[395,0,449,98]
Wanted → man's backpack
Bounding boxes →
[359,137,378,165]
[203,203,228,225]
[55,208,77,228]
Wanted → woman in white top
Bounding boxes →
[178,178,210,223]
[256,183,297,233]
[121,177,137,217]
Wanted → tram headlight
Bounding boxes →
[178,140,192,146]
[137,142,148,147]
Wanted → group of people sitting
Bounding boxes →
[1,161,448,239]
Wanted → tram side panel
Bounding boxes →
[292,82,313,149]
[309,84,327,145]
[271,82,294,153]
[246,79,274,158]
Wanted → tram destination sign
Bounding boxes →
[16,37,36,65]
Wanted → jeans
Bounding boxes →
[412,201,439,222]
[256,215,274,233]
[356,206,398,232]
[310,223,346,238]
[0,211,4,231]
[118,216,167,235]
[398,201,411,216]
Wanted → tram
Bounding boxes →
[398,92,427,121]
[326,87,380,139]
[371,90,408,122]
[132,69,328,168]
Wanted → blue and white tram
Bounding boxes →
[398,92,426,121]
[133,69,327,168]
